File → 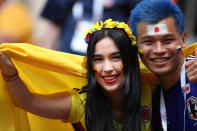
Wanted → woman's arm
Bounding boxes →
[0,52,71,120]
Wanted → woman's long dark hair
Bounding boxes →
[85,28,141,131]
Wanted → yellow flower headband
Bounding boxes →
[84,19,136,46]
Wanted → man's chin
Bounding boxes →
[148,68,170,76]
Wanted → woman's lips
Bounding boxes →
[103,75,119,84]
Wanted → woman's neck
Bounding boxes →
[111,102,125,123]
[106,90,126,123]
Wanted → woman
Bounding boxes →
[0,19,141,131]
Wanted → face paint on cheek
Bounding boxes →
[93,67,98,74]
[147,24,168,35]
[120,64,124,73]
[176,45,182,54]
[138,48,144,58]
[120,64,123,69]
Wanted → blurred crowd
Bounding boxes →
[1,0,197,55]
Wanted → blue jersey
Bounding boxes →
[153,56,197,131]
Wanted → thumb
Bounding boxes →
[0,52,17,75]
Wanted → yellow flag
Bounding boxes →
[0,43,196,131]
[0,43,88,131]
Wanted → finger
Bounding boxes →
[0,52,12,66]
[186,59,197,83]
[186,66,197,82]
[187,73,197,82]
[185,57,197,69]
[0,52,17,75]
[0,51,8,67]
[186,65,192,75]
[0,51,6,60]
[185,59,193,68]
[186,59,197,73]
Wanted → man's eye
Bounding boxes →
[164,39,174,44]
[141,40,153,45]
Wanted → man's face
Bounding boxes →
[137,17,186,76]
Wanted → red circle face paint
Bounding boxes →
[154,27,159,32]
[147,24,168,35]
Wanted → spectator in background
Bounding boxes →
[41,0,141,55]
[0,0,33,44]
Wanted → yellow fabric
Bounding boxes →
[0,43,88,131]
[182,42,197,57]
[0,43,196,131]
[0,2,33,43]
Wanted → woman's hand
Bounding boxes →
[0,51,17,77]
[0,51,72,120]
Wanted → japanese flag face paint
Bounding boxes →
[147,24,168,35]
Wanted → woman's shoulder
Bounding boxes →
[71,87,87,102]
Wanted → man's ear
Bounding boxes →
[181,31,186,48]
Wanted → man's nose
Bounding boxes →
[153,41,166,54]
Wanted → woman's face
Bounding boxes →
[92,37,124,93]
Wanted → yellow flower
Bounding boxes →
[84,18,136,46]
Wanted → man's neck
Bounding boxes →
[157,57,185,90]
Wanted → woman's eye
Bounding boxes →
[93,57,102,62]
[112,55,121,60]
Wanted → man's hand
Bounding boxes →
[186,48,197,82]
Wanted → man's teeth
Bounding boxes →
[104,76,116,80]
[153,58,167,62]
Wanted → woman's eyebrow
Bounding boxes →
[93,51,120,57]
[110,51,120,56]
[93,54,102,57]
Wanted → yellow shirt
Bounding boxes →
[68,85,153,131]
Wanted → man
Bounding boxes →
[130,0,197,130]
